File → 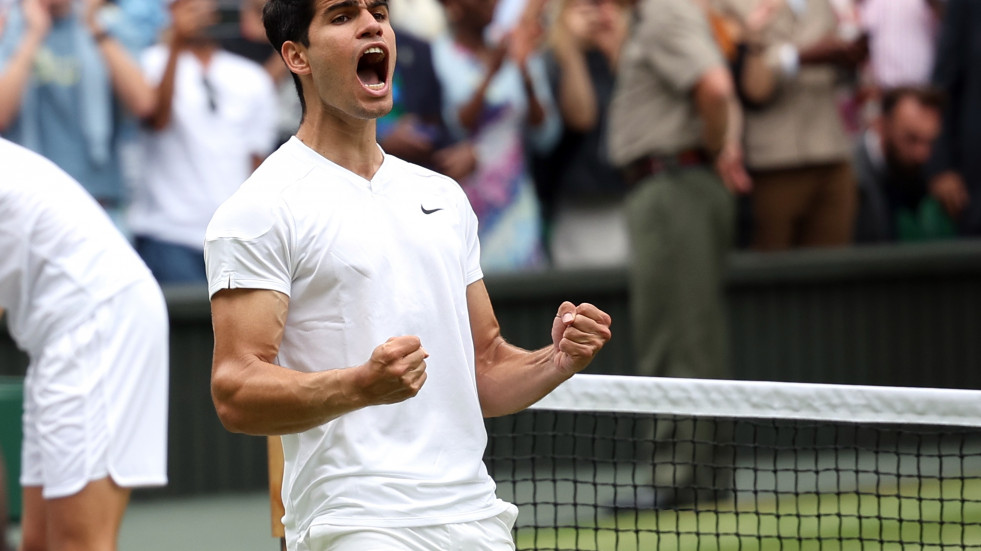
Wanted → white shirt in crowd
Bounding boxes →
[129,46,278,250]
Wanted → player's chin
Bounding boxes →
[361,98,394,120]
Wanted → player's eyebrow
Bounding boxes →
[323,0,388,14]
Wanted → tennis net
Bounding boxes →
[484,374,981,550]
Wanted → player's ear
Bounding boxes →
[281,41,312,76]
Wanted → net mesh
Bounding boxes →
[483,375,981,550]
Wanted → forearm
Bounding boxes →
[458,75,494,133]
[0,31,45,130]
[521,66,546,128]
[695,83,730,154]
[476,340,571,418]
[95,35,156,119]
[146,42,181,130]
[553,47,596,131]
[212,356,365,435]
[739,45,778,104]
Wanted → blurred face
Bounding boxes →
[446,0,497,32]
[291,0,396,121]
[881,97,941,173]
[561,0,623,44]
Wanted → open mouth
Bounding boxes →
[357,46,388,91]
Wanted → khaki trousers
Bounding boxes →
[750,161,857,251]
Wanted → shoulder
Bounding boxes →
[207,145,309,240]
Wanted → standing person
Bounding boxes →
[607,0,745,508]
[431,0,560,273]
[0,137,168,551]
[926,0,981,236]
[533,0,631,269]
[716,0,866,251]
[129,0,278,285]
[205,1,612,550]
[0,0,160,231]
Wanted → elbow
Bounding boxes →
[211,369,250,434]
[698,67,735,107]
[128,95,158,122]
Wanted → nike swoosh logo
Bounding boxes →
[421,205,444,215]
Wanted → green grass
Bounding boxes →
[515,478,981,550]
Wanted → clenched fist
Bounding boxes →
[355,336,429,406]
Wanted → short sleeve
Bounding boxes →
[204,192,293,299]
[460,188,483,285]
[640,0,725,93]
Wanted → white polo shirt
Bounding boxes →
[130,46,278,249]
[0,138,151,355]
[205,138,507,548]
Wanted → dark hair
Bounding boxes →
[263,0,316,116]
[881,86,945,118]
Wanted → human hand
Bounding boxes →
[744,0,781,37]
[930,171,970,219]
[22,0,51,38]
[170,0,218,45]
[550,302,612,377]
[433,141,478,182]
[83,0,106,33]
[554,0,596,52]
[715,142,752,195]
[508,15,545,69]
[355,336,429,407]
[379,118,436,165]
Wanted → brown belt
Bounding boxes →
[621,149,711,186]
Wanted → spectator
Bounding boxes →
[854,86,950,243]
[0,0,160,231]
[432,0,560,272]
[926,0,981,236]
[128,0,277,285]
[607,0,740,508]
[222,0,300,146]
[860,0,940,91]
[532,0,631,269]
[376,26,478,183]
[716,0,866,251]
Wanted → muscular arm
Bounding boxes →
[210,288,428,435]
[468,280,611,418]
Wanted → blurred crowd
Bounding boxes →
[0,0,976,282]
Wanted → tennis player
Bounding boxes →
[0,137,169,551]
[204,1,613,549]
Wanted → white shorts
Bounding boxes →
[21,279,169,499]
[300,504,519,551]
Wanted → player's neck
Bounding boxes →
[295,115,383,181]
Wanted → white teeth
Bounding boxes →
[363,47,384,57]
[365,82,385,90]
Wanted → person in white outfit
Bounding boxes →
[0,137,168,551]
[129,0,277,284]
[204,1,613,549]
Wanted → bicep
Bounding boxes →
[211,288,289,369]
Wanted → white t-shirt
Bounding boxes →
[204,138,507,547]
[129,46,278,249]
[0,138,152,356]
